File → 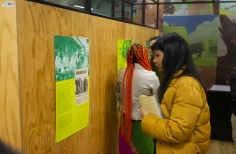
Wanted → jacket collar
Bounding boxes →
[134,63,145,70]
[168,66,186,86]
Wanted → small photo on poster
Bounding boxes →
[75,68,88,105]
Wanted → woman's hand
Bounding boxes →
[140,107,149,118]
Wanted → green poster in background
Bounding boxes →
[146,40,150,48]
[55,35,90,142]
[146,40,152,59]
[117,40,132,73]
[116,39,132,108]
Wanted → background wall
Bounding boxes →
[17,0,158,153]
[158,1,236,87]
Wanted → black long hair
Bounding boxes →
[151,33,207,102]
[149,36,160,42]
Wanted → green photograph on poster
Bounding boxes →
[55,36,89,82]
[55,35,90,142]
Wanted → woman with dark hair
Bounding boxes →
[140,33,211,154]
[116,44,160,154]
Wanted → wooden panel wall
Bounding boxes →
[17,1,158,153]
[0,0,22,150]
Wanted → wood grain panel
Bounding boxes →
[89,37,121,154]
[17,2,87,154]
[88,15,124,154]
[0,0,22,150]
[124,23,159,44]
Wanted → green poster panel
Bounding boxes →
[55,35,90,142]
[116,39,132,108]
[117,40,132,72]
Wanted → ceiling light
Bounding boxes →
[74,5,93,10]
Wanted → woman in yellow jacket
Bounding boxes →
[141,33,211,154]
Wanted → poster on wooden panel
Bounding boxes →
[116,39,132,108]
[117,39,132,73]
[54,35,90,142]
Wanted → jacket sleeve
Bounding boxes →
[149,74,160,96]
[141,84,202,143]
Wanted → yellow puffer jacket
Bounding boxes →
[141,75,211,154]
